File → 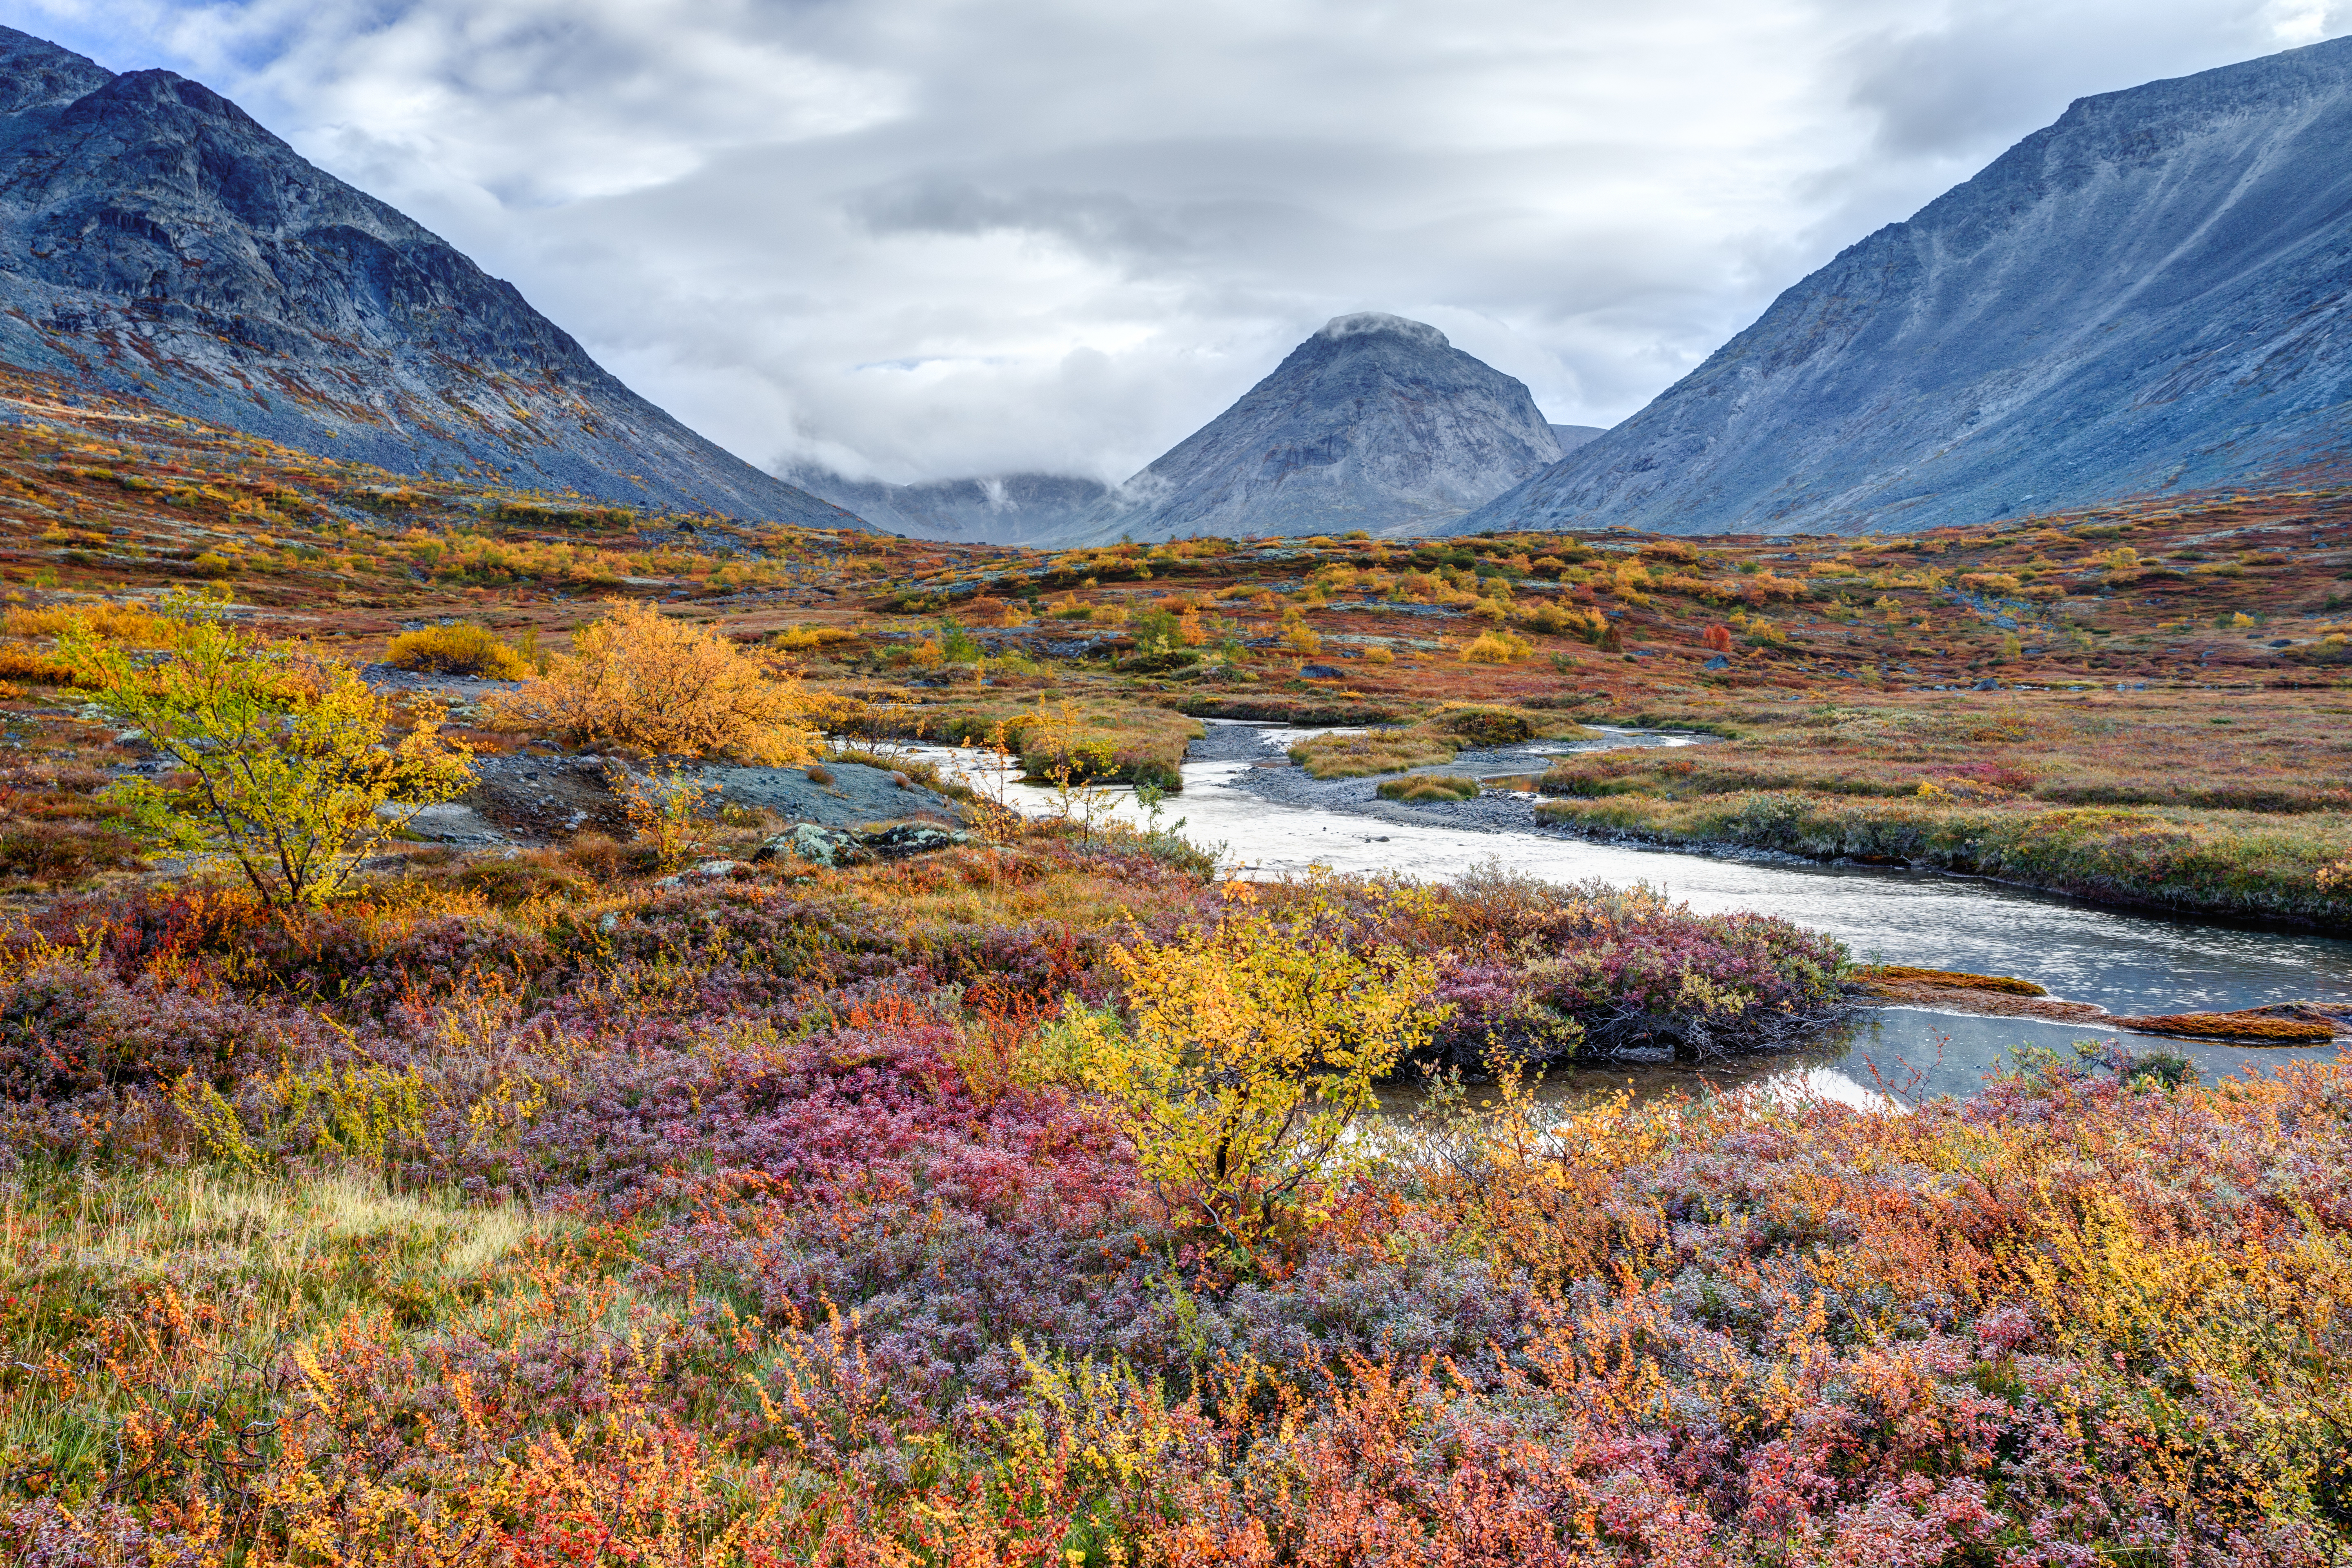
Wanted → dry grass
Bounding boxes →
[2107,1011,2337,1042]
[1536,790,2352,924]
[1376,774,1482,803]
[1539,691,2352,814]
[1289,725,1459,779]
[0,1163,552,1502]
[1853,964,2048,996]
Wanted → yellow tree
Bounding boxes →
[1074,881,1443,1242]
[64,615,472,908]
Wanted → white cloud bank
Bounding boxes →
[18,0,2352,483]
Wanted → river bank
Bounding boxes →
[1207,712,2352,931]
[1531,788,2352,929]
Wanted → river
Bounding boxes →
[893,720,2352,1105]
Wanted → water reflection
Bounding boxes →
[888,723,2352,1079]
[1822,1009,2344,1098]
[1381,1007,2346,1120]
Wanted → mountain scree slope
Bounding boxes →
[1459,36,2352,537]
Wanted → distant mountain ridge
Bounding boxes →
[1458,35,2352,536]
[794,314,1566,544]
[783,468,1111,543]
[0,27,858,526]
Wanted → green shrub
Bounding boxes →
[1441,706,1534,746]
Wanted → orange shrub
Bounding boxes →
[486,599,816,763]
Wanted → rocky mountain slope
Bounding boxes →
[782,468,1110,543]
[1081,313,1562,541]
[0,27,857,526]
[1459,36,2352,536]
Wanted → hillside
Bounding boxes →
[1461,36,2352,536]
[1076,312,1562,541]
[0,27,858,526]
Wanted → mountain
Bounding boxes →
[0,27,858,526]
[1459,36,2352,537]
[1080,313,1562,540]
[782,468,1111,543]
[1550,423,1605,456]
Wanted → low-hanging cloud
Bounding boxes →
[19,0,2352,485]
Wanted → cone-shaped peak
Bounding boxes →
[1314,312,1450,349]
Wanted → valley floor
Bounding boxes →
[0,367,2350,1560]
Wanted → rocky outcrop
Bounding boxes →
[0,27,860,526]
[1460,36,2352,536]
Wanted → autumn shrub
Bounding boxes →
[606,761,714,870]
[1459,628,1532,663]
[486,599,817,763]
[0,640,80,686]
[772,623,858,652]
[61,617,473,908]
[2,601,181,647]
[1051,879,1441,1240]
[1519,600,1606,640]
[382,621,532,679]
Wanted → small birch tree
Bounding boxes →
[1067,880,1443,1242]
[64,615,472,907]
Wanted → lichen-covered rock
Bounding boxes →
[751,822,973,868]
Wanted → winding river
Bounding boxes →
[898,721,2352,1104]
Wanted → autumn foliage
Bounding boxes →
[486,599,815,763]
[0,838,2344,1566]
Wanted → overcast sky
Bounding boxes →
[14,0,2352,486]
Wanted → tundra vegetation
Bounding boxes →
[0,365,2348,1560]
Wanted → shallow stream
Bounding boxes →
[895,721,2352,1105]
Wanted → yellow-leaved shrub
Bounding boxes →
[1046,881,1442,1242]
[486,599,816,764]
[383,623,532,680]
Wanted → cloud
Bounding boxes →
[17,0,2352,484]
